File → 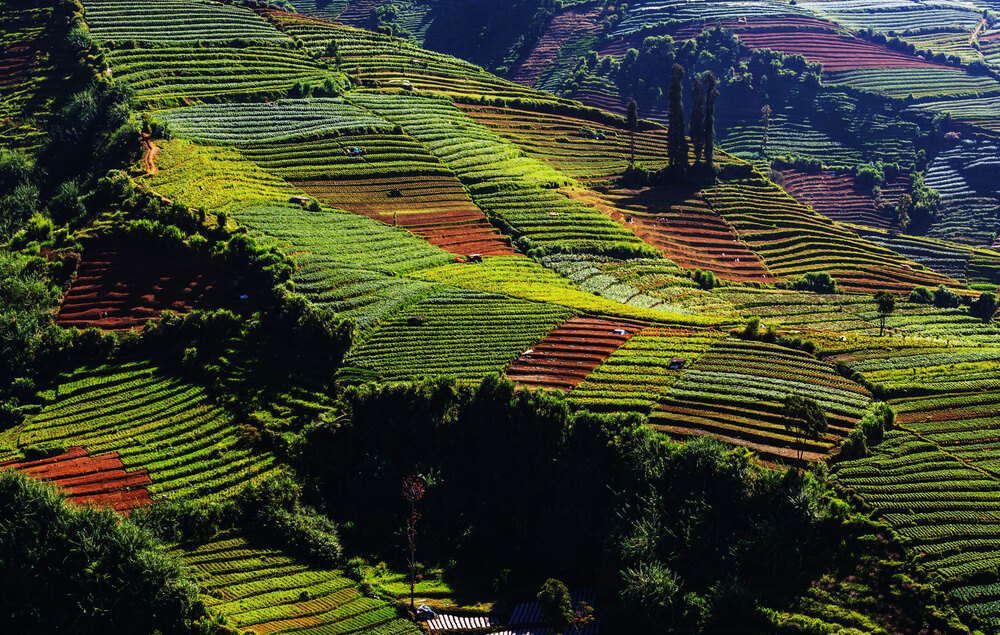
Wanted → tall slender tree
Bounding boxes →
[691,78,705,164]
[627,96,637,167]
[704,71,719,169]
[668,63,688,168]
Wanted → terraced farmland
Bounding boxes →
[178,531,421,635]
[825,67,1000,100]
[799,1,982,32]
[586,187,773,283]
[2,362,281,501]
[341,289,574,382]
[779,169,909,230]
[349,92,648,255]
[0,446,151,512]
[736,30,946,71]
[104,44,340,108]
[924,140,1000,247]
[568,327,722,414]
[505,316,642,390]
[651,339,872,464]
[612,0,813,37]
[458,103,671,184]
[707,174,961,293]
[833,391,1000,623]
[508,4,607,91]
[56,235,242,331]
[79,0,291,43]
[0,0,59,150]
[147,139,453,329]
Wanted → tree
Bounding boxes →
[760,104,772,158]
[874,290,895,337]
[782,394,828,464]
[894,192,912,230]
[538,578,572,627]
[691,79,705,163]
[704,71,719,169]
[401,475,425,610]
[627,96,637,167]
[970,292,999,322]
[570,600,595,635]
[668,63,688,168]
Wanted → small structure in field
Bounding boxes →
[668,357,687,370]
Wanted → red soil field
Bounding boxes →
[569,187,772,283]
[0,44,37,91]
[778,170,911,229]
[506,316,644,390]
[510,5,607,86]
[1,446,152,512]
[56,235,245,331]
[735,31,948,71]
[296,177,519,256]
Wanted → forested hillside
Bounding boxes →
[4,0,1000,634]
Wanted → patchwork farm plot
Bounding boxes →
[457,102,672,184]
[177,531,422,635]
[567,327,722,414]
[735,30,949,71]
[540,253,690,310]
[505,316,643,391]
[651,339,872,465]
[156,99,516,256]
[262,11,550,101]
[585,186,773,283]
[348,92,649,255]
[1,362,282,501]
[341,289,573,382]
[833,391,1000,624]
[147,139,454,329]
[56,235,243,331]
[508,3,608,91]
[705,175,962,293]
[0,445,151,512]
[778,170,908,230]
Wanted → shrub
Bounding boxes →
[909,286,933,304]
[538,578,572,627]
[792,272,837,294]
[933,284,961,309]
[692,269,717,290]
[970,292,998,322]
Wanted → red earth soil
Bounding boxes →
[0,446,152,512]
[510,5,607,86]
[569,187,772,282]
[296,178,519,256]
[735,31,950,71]
[779,170,911,229]
[0,44,37,91]
[506,316,644,390]
[56,235,246,331]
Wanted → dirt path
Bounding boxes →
[141,133,159,176]
[971,18,986,45]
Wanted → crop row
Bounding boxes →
[155,98,393,144]
[15,363,280,500]
[178,532,421,635]
[825,67,1000,99]
[81,0,288,43]
[346,92,647,254]
[343,289,573,382]
[105,44,338,108]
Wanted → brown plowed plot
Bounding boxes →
[0,446,152,512]
[56,236,242,331]
[510,6,606,86]
[736,31,948,70]
[581,187,772,282]
[296,176,518,256]
[0,43,37,90]
[779,170,911,229]
[506,317,643,390]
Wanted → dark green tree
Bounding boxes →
[782,394,828,464]
[538,578,572,627]
[691,79,705,163]
[874,290,896,337]
[704,71,718,169]
[627,96,638,167]
[970,292,999,322]
[668,63,687,168]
